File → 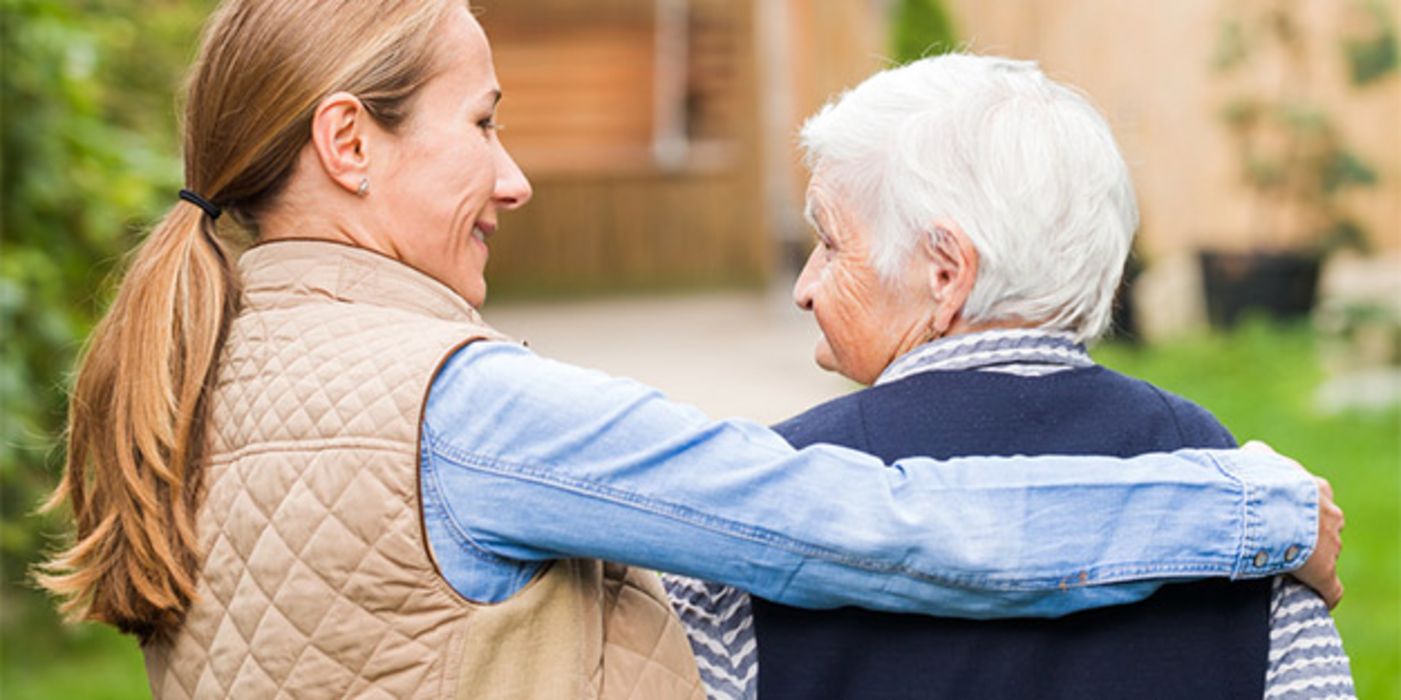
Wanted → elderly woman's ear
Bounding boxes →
[920,222,979,338]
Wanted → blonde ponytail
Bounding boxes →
[38,206,235,638]
[36,0,458,640]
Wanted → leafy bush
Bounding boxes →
[0,0,212,643]
[1212,0,1397,254]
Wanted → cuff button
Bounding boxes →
[1253,550,1269,568]
[1284,545,1300,562]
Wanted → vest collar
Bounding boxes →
[238,239,488,325]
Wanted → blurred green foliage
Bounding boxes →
[1212,0,1397,254]
[1344,0,1399,85]
[890,0,958,64]
[1,0,214,649]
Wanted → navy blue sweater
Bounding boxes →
[753,365,1271,700]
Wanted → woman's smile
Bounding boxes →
[470,221,493,254]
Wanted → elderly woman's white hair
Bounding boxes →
[800,53,1139,342]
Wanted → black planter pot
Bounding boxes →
[1199,250,1322,329]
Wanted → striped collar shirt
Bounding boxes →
[876,328,1092,385]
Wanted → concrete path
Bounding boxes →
[482,289,856,425]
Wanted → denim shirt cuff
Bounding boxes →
[1212,450,1320,579]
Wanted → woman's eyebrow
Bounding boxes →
[472,89,501,111]
[803,201,829,238]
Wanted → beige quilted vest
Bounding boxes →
[143,240,703,699]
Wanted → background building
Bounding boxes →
[474,0,1399,296]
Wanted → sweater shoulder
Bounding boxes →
[771,389,869,450]
[1092,367,1239,449]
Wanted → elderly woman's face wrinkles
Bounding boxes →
[373,7,531,306]
[794,178,937,385]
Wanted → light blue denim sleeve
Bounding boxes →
[421,341,1319,619]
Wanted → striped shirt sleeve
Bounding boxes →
[662,574,759,700]
[1265,577,1356,699]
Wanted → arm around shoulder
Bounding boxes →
[421,342,1326,618]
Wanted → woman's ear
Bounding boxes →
[919,220,979,337]
[309,91,373,195]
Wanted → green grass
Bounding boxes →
[1,620,147,699]
[2,322,1396,698]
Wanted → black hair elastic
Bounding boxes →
[179,189,223,221]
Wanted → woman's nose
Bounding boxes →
[792,245,822,311]
[494,145,532,210]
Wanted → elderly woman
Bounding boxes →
[40,3,1341,698]
[667,55,1353,699]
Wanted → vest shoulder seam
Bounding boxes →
[209,436,411,465]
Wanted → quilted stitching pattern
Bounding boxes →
[600,565,706,700]
[144,242,702,699]
[145,246,498,699]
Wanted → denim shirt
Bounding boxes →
[419,340,1318,616]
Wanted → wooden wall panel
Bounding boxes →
[484,174,767,297]
[491,28,657,173]
[474,0,768,297]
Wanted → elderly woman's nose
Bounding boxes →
[794,285,814,311]
[493,146,532,210]
[793,247,821,311]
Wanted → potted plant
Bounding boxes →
[1204,0,1396,328]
